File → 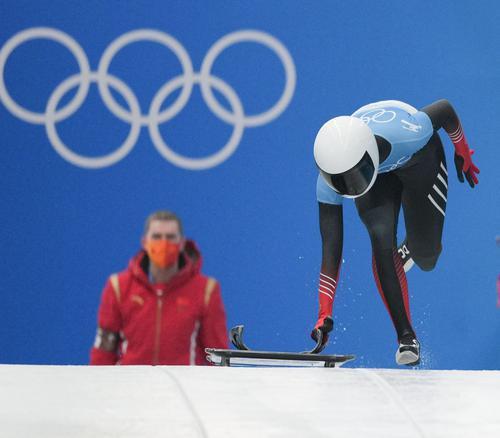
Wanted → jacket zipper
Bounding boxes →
[153,289,164,365]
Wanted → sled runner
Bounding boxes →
[206,325,355,367]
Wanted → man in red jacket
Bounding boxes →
[90,211,228,365]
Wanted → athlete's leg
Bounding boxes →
[355,172,415,341]
[397,133,448,271]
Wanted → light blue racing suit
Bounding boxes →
[317,100,434,205]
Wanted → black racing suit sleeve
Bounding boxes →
[421,99,461,133]
[319,202,343,279]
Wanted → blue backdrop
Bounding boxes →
[1,0,498,369]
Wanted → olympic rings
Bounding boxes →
[46,72,141,169]
[0,27,296,170]
[0,27,91,125]
[199,29,296,127]
[97,29,194,126]
[149,73,244,170]
[358,109,396,124]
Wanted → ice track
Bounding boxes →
[1,365,499,437]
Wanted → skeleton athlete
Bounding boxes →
[312,99,480,365]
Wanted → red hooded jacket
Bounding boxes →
[90,240,228,365]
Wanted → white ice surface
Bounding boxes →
[0,365,499,438]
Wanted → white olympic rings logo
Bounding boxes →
[359,109,396,124]
[0,27,296,169]
[379,155,411,172]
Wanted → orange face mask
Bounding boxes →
[145,239,180,269]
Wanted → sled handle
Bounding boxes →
[231,324,328,355]
[306,329,327,354]
[230,325,250,350]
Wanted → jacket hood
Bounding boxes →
[128,239,203,289]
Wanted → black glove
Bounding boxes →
[310,316,334,353]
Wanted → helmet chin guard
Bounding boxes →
[314,116,379,198]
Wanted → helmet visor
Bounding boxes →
[328,151,375,196]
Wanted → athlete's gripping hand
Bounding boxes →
[310,316,334,353]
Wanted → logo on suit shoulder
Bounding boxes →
[131,294,145,306]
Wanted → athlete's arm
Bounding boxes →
[421,99,479,187]
[312,202,344,343]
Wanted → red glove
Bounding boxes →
[450,124,480,187]
[311,272,337,347]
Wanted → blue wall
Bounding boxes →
[1,0,499,369]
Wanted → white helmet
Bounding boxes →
[313,116,379,198]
